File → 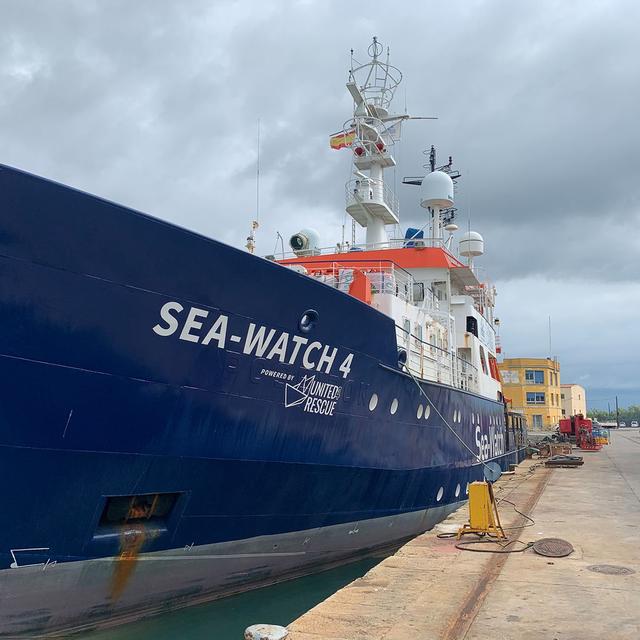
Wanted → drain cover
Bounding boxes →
[587,564,635,575]
[532,538,574,557]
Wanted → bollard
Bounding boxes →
[244,623,289,640]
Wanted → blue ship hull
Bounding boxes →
[0,165,525,635]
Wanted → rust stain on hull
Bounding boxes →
[110,527,147,601]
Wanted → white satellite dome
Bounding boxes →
[444,223,459,232]
[420,171,454,209]
[459,231,484,257]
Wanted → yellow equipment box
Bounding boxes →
[457,480,506,539]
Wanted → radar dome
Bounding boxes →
[459,231,484,257]
[420,171,454,209]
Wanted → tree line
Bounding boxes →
[588,405,640,422]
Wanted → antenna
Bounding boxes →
[246,119,261,254]
[256,118,261,221]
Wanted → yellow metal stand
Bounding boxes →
[457,481,506,539]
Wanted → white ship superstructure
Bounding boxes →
[279,37,502,403]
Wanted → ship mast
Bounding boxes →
[343,37,402,249]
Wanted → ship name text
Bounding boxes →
[152,301,353,378]
[475,424,504,461]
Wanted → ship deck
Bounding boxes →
[287,429,640,640]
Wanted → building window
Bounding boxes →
[562,409,566,416]
[532,415,543,428]
[551,394,554,405]
[526,392,545,404]
[561,393,565,400]
[525,370,544,384]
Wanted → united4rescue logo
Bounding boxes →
[284,375,342,416]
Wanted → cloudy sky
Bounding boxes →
[1,0,639,408]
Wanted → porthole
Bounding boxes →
[436,487,444,502]
[390,398,399,415]
[453,410,457,423]
[455,483,461,497]
[424,405,431,420]
[465,482,469,495]
[298,309,319,333]
[417,404,424,420]
[369,393,378,411]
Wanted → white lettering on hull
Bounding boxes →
[152,302,353,378]
[475,425,505,461]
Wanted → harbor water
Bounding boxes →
[78,555,385,640]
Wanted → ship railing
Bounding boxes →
[396,325,479,392]
[270,237,447,261]
[345,177,399,217]
[289,259,416,304]
[341,116,401,150]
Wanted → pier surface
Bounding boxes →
[288,430,640,639]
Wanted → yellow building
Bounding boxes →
[498,357,562,430]
[560,384,587,418]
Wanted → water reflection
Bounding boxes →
[79,554,386,640]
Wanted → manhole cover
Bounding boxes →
[532,538,574,557]
[587,564,635,575]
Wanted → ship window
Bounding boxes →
[466,316,478,337]
[478,346,488,375]
[100,493,180,526]
[403,319,411,344]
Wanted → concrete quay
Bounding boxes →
[288,430,640,639]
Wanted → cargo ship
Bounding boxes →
[0,38,526,636]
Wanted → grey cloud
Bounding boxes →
[1,0,639,403]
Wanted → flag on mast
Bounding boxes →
[329,129,355,150]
